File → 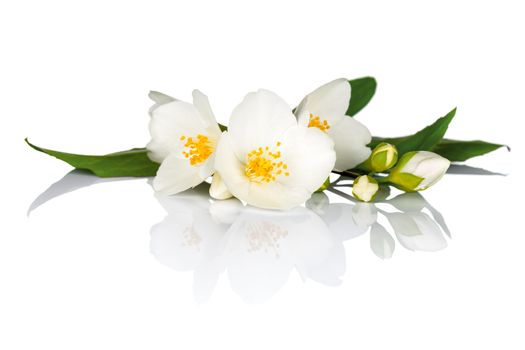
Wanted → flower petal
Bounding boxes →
[214,132,252,200]
[209,173,233,200]
[216,127,335,210]
[278,126,336,193]
[328,116,372,171]
[147,100,210,163]
[153,154,212,195]
[295,78,351,121]
[228,89,297,161]
[148,91,176,116]
[192,89,221,133]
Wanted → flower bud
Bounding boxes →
[352,175,379,202]
[387,151,450,192]
[365,142,398,172]
[209,173,233,200]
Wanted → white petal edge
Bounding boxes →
[153,154,212,196]
[295,78,351,121]
[328,116,372,171]
[148,91,177,116]
[147,100,211,163]
[228,89,297,162]
[192,89,221,134]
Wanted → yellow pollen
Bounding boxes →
[308,113,330,132]
[181,134,213,166]
[244,142,289,183]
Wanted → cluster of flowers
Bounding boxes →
[147,79,450,210]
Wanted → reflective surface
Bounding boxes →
[29,171,452,303]
[2,161,521,349]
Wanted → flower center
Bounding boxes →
[244,142,290,183]
[307,113,330,132]
[180,134,213,166]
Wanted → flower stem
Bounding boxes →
[331,170,361,178]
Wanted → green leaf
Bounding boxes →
[26,139,159,177]
[394,108,456,155]
[431,139,509,162]
[369,136,407,149]
[369,108,456,155]
[370,136,508,162]
[347,77,377,116]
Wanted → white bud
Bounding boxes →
[352,175,379,202]
[388,151,450,191]
[367,142,398,172]
[209,173,233,200]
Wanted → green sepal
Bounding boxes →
[315,177,331,192]
[386,151,424,192]
[387,172,424,192]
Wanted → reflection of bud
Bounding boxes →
[351,203,377,228]
[387,151,450,192]
[365,142,398,172]
[386,212,447,252]
[370,223,395,259]
[352,175,379,202]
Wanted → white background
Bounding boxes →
[1,1,524,349]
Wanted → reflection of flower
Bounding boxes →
[150,186,348,303]
[150,184,451,302]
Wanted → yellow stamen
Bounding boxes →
[307,113,330,132]
[244,142,289,183]
[181,134,213,166]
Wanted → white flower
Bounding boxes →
[147,90,222,195]
[388,151,450,191]
[295,78,372,171]
[214,89,336,210]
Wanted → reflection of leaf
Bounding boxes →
[426,202,451,238]
[27,169,138,215]
[447,164,505,176]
